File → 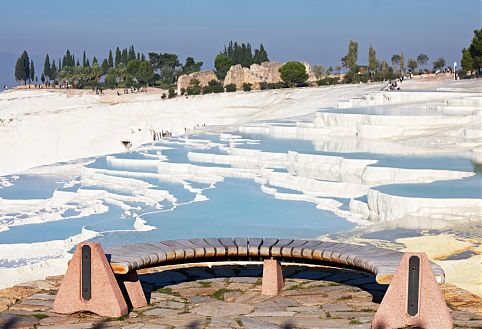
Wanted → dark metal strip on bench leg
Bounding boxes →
[407,255,420,316]
[81,245,91,301]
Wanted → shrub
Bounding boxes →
[316,77,340,85]
[242,83,252,92]
[259,82,268,90]
[267,82,285,89]
[161,93,166,99]
[180,88,186,95]
[202,80,224,94]
[168,88,176,98]
[186,78,201,95]
[225,83,237,92]
[279,61,308,86]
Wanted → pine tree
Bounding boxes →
[115,47,121,67]
[368,46,377,73]
[30,60,35,82]
[43,54,51,80]
[108,50,114,68]
[141,53,146,61]
[92,56,98,66]
[341,40,358,73]
[86,59,90,67]
[137,52,140,61]
[101,59,109,73]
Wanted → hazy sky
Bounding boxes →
[0,0,481,69]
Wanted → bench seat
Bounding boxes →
[105,237,445,284]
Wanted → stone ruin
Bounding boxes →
[224,61,318,89]
[223,62,282,89]
[176,62,318,94]
[177,71,219,94]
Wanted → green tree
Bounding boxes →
[101,59,109,74]
[136,61,155,85]
[416,54,429,71]
[128,45,136,62]
[82,51,87,67]
[341,40,358,73]
[461,48,475,73]
[368,46,378,74]
[43,54,51,80]
[407,58,417,72]
[50,60,58,80]
[29,60,35,82]
[41,73,45,84]
[400,52,405,73]
[214,54,234,79]
[182,57,203,74]
[108,50,114,68]
[243,83,252,92]
[468,28,482,73]
[104,73,117,89]
[121,48,128,64]
[14,50,30,84]
[433,57,446,71]
[391,54,401,72]
[279,61,308,87]
[253,43,269,64]
[115,47,121,67]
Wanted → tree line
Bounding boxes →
[14,32,479,90]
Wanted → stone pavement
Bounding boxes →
[0,264,480,328]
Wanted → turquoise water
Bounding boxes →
[0,175,67,199]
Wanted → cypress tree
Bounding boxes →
[141,53,146,61]
[83,50,87,67]
[51,60,57,80]
[368,46,377,73]
[86,58,90,67]
[58,58,62,72]
[92,56,98,66]
[14,50,31,84]
[253,44,269,64]
[115,47,121,67]
[121,48,128,64]
[137,52,140,61]
[41,73,45,84]
[43,54,51,80]
[108,50,114,68]
[76,59,80,67]
[30,60,35,82]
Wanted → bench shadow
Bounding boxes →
[137,264,387,304]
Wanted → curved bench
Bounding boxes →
[53,237,448,321]
[105,237,445,284]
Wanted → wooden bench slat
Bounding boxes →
[281,240,309,257]
[234,238,249,257]
[219,238,238,257]
[189,239,216,257]
[247,238,264,257]
[259,238,279,257]
[203,238,227,257]
[271,239,294,257]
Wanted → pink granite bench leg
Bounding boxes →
[372,252,453,329]
[53,242,128,317]
[261,259,284,296]
[117,271,148,308]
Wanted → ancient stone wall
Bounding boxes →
[177,71,218,94]
[223,62,283,89]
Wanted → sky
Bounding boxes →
[0,0,481,86]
